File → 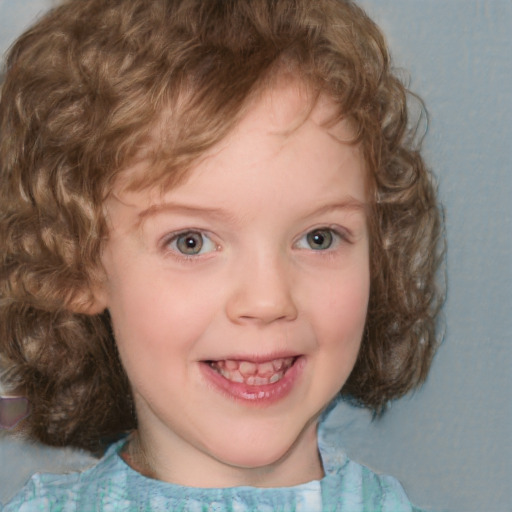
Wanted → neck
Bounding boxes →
[122,432,156,479]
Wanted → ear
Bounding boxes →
[65,281,108,316]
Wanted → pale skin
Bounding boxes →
[92,80,370,488]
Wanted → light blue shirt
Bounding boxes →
[1,423,424,512]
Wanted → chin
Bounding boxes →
[220,447,288,470]
[204,423,310,472]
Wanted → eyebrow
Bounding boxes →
[303,198,368,219]
[138,197,367,226]
[137,202,238,224]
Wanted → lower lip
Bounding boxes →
[200,357,305,406]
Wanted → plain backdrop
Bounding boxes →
[1,1,511,511]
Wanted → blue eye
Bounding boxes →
[167,231,216,256]
[296,228,340,251]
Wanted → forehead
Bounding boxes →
[226,79,354,149]
[111,78,362,202]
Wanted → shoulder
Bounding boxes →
[319,436,426,512]
[321,456,428,511]
[1,441,131,512]
[328,457,428,512]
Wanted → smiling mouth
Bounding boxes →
[207,357,297,386]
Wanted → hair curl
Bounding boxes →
[0,0,443,451]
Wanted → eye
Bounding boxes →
[296,228,342,251]
[166,230,217,256]
[306,229,333,250]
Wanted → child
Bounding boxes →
[0,0,442,510]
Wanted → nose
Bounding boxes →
[225,251,298,325]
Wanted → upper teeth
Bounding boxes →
[210,357,295,385]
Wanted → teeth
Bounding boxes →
[257,361,275,376]
[225,370,244,383]
[209,357,295,386]
[224,360,239,371]
[272,359,284,371]
[239,361,257,376]
[269,372,283,383]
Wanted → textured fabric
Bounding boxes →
[1,422,424,512]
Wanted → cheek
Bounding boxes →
[107,270,219,373]
[308,270,370,340]
[106,261,211,333]
[300,270,369,401]
[305,267,369,385]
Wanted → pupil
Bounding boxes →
[177,232,203,254]
[307,229,332,250]
[313,233,325,245]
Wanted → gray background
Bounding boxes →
[1,1,511,511]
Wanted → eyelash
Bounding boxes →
[161,230,218,260]
[160,225,351,262]
[294,226,351,252]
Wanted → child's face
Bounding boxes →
[96,81,370,487]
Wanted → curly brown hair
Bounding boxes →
[0,0,443,452]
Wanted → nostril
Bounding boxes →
[234,305,298,324]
